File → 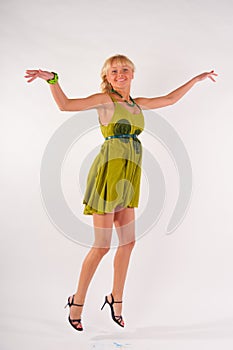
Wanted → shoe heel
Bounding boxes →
[64,296,71,309]
[101,298,107,310]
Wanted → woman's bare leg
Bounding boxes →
[107,207,136,326]
[69,212,114,327]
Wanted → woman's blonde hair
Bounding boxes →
[100,54,135,93]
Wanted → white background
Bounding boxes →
[1,0,233,349]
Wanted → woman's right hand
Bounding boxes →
[24,69,54,83]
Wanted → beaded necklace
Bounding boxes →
[111,88,135,107]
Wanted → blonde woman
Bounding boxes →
[25,55,217,331]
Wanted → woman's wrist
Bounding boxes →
[193,74,203,84]
[47,72,59,84]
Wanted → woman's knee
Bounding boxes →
[120,239,136,250]
[93,246,110,256]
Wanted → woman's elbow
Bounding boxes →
[165,96,175,106]
[58,102,73,111]
[58,101,82,112]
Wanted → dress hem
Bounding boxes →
[83,203,138,215]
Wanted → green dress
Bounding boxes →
[83,96,145,215]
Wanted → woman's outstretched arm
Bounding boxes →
[135,70,218,110]
[24,69,107,111]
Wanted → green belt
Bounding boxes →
[105,133,138,141]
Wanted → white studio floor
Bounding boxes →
[2,314,233,349]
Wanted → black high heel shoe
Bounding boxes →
[101,293,124,327]
[64,295,84,331]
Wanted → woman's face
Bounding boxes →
[106,62,134,90]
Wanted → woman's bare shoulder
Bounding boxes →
[97,92,112,104]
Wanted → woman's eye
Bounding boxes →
[123,68,128,72]
[112,70,117,73]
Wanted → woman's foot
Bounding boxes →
[66,294,84,331]
[106,294,124,327]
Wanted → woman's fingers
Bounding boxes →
[25,77,35,83]
[24,69,53,82]
[207,70,218,82]
[24,74,37,83]
[209,75,216,82]
[24,69,39,82]
[208,70,218,76]
[24,72,38,78]
[26,69,39,74]
[197,70,218,82]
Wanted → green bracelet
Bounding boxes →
[47,72,58,84]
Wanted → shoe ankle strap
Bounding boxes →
[72,302,84,307]
[111,293,123,303]
[70,295,84,307]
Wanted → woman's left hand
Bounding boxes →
[195,70,218,83]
